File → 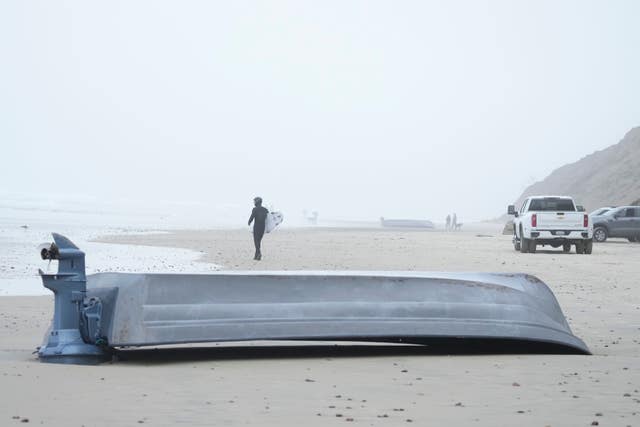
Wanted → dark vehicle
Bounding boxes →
[590,206,615,217]
[592,206,640,242]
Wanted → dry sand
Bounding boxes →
[1,227,639,426]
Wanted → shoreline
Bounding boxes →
[0,226,220,296]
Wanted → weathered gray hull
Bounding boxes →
[88,271,589,354]
[36,233,589,363]
[380,219,435,228]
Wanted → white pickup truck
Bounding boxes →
[507,196,593,254]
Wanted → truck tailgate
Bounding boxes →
[537,212,583,228]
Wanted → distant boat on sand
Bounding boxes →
[380,217,435,229]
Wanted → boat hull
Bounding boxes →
[380,219,435,228]
[87,271,589,354]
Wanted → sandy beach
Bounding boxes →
[4,1,640,425]
[1,227,639,426]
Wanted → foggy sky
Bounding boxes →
[2,1,639,222]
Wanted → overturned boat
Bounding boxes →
[380,217,435,229]
[37,233,589,363]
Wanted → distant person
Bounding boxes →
[248,197,269,260]
[452,213,457,231]
[445,214,451,231]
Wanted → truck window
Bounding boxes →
[528,198,575,211]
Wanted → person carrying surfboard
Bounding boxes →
[248,197,269,260]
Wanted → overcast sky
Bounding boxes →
[1,1,639,223]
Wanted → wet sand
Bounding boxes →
[1,227,639,426]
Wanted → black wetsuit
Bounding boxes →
[248,206,269,259]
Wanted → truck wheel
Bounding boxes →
[584,239,593,254]
[575,242,584,254]
[519,227,528,253]
[562,243,571,253]
[593,227,608,243]
[513,231,521,251]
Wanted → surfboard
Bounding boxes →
[265,211,284,233]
